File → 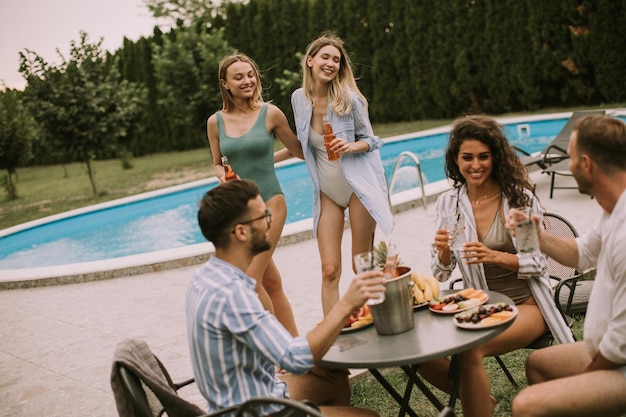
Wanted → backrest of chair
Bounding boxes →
[542,212,580,281]
[118,363,160,417]
[548,110,606,153]
[112,339,205,417]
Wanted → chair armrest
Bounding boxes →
[448,277,463,290]
[173,377,195,391]
[553,272,583,317]
[234,397,324,417]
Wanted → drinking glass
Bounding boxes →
[511,207,539,253]
[354,251,385,305]
[441,211,465,250]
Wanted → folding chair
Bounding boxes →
[111,339,324,417]
[496,212,593,387]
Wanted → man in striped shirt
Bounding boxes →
[186,179,381,417]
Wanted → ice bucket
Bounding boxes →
[370,266,415,335]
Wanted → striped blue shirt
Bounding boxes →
[291,88,395,237]
[186,256,313,414]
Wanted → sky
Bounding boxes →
[0,0,160,90]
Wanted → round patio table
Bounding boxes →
[320,290,515,417]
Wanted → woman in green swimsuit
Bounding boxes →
[207,53,303,336]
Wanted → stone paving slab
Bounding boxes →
[0,169,602,417]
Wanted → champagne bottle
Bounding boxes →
[322,116,340,161]
[221,156,237,181]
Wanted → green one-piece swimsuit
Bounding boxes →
[216,104,282,202]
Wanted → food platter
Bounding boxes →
[453,303,518,329]
[428,288,489,314]
[341,320,374,334]
[413,301,429,310]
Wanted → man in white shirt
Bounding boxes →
[512,114,626,416]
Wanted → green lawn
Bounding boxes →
[351,316,586,416]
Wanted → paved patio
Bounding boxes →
[0,169,601,417]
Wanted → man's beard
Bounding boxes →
[250,227,271,255]
[571,162,592,196]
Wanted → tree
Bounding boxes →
[0,88,38,199]
[152,26,232,149]
[143,0,226,28]
[19,32,146,197]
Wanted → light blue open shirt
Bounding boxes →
[291,88,395,237]
[186,256,313,415]
[431,185,574,344]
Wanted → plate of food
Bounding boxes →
[342,305,374,333]
[428,288,489,314]
[413,301,430,310]
[453,303,518,329]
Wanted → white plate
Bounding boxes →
[453,304,519,329]
[341,320,374,334]
[413,301,429,310]
[429,294,489,315]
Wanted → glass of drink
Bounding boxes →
[354,251,385,305]
[511,207,539,253]
[441,211,465,250]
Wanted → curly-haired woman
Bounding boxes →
[418,114,574,417]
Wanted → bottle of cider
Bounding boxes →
[383,243,399,279]
[221,156,237,181]
[322,116,340,161]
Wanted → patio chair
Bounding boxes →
[496,212,593,387]
[448,212,593,388]
[111,339,324,417]
[516,110,605,170]
[541,159,580,198]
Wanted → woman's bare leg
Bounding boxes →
[246,195,298,336]
[419,303,548,417]
[317,193,347,316]
[347,194,377,272]
[458,303,548,417]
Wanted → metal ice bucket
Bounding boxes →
[370,266,415,335]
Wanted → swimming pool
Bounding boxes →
[1,111,623,273]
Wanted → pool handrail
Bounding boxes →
[387,151,428,210]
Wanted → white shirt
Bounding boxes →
[579,190,626,365]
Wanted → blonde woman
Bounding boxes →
[291,34,395,315]
[207,53,303,335]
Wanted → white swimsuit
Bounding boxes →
[309,129,353,208]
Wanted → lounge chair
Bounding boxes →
[516,110,606,170]
[541,159,577,198]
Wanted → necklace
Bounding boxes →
[471,191,499,205]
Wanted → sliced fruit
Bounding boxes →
[442,303,459,311]
[457,298,480,309]
[457,287,476,298]
[481,317,505,326]
[491,310,514,319]
[464,289,485,299]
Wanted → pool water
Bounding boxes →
[0,115,600,269]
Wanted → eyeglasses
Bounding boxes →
[238,209,272,227]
